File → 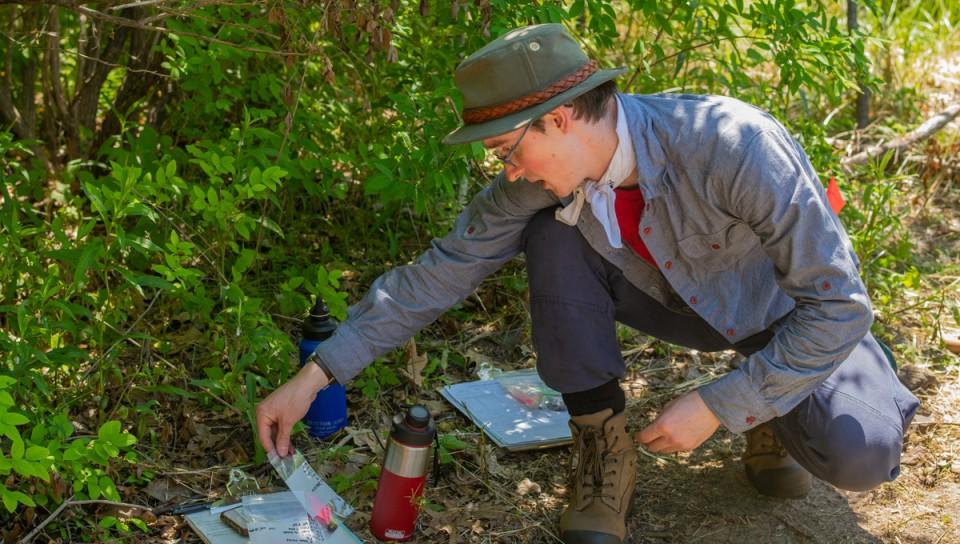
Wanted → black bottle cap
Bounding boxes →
[302,296,337,341]
[391,404,435,447]
[405,405,431,429]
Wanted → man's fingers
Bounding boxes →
[634,422,661,445]
[256,407,277,454]
[644,436,674,454]
[275,418,292,458]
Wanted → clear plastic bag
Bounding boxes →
[226,467,260,497]
[268,450,353,519]
[496,370,566,411]
[243,492,324,544]
[475,361,503,381]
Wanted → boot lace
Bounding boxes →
[572,426,623,510]
[746,423,787,458]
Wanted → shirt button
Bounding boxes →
[689,296,698,305]
[643,227,652,236]
[727,328,735,337]
[664,260,673,270]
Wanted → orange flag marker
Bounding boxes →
[826,176,846,215]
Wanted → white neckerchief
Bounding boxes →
[555,95,636,248]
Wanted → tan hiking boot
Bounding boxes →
[560,408,637,544]
[743,422,812,498]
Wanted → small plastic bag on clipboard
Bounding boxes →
[496,371,566,411]
[243,492,324,543]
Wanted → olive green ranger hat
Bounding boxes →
[443,23,626,145]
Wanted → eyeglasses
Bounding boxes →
[493,120,534,168]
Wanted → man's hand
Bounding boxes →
[255,363,331,457]
[634,390,721,454]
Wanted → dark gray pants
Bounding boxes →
[523,208,919,491]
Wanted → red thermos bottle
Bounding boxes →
[370,405,435,541]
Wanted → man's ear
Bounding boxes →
[544,105,574,134]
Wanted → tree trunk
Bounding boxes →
[848,0,870,129]
[92,8,163,156]
[70,15,132,157]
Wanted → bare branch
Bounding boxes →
[841,103,960,168]
[107,0,167,10]
[76,48,168,77]
[144,4,280,41]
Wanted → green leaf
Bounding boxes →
[364,173,392,195]
[25,445,50,462]
[12,459,48,481]
[746,48,766,64]
[440,435,469,451]
[63,441,86,461]
[98,420,122,443]
[144,384,196,399]
[2,412,29,426]
[131,274,172,290]
[438,447,453,465]
[255,216,284,237]
[1,488,34,512]
[11,459,31,478]
[87,476,101,499]
[2,426,24,460]
[261,166,286,190]
[231,249,256,281]
[73,240,103,287]
[100,476,119,501]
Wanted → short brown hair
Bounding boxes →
[532,79,618,131]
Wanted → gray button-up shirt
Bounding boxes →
[313,93,872,434]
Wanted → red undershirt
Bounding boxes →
[614,187,658,269]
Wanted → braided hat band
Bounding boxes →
[444,24,624,144]
[461,60,599,125]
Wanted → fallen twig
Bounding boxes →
[19,496,154,544]
[842,103,960,168]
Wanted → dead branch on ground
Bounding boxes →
[842,103,960,169]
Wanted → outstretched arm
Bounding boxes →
[256,172,557,455]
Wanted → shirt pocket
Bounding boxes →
[677,221,759,271]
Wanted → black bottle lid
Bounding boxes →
[391,404,435,447]
[405,405,431,428]
[302,297,337,342]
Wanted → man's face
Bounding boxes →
[481,109,589,198]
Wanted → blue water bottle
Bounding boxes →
[299,297,348,438]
